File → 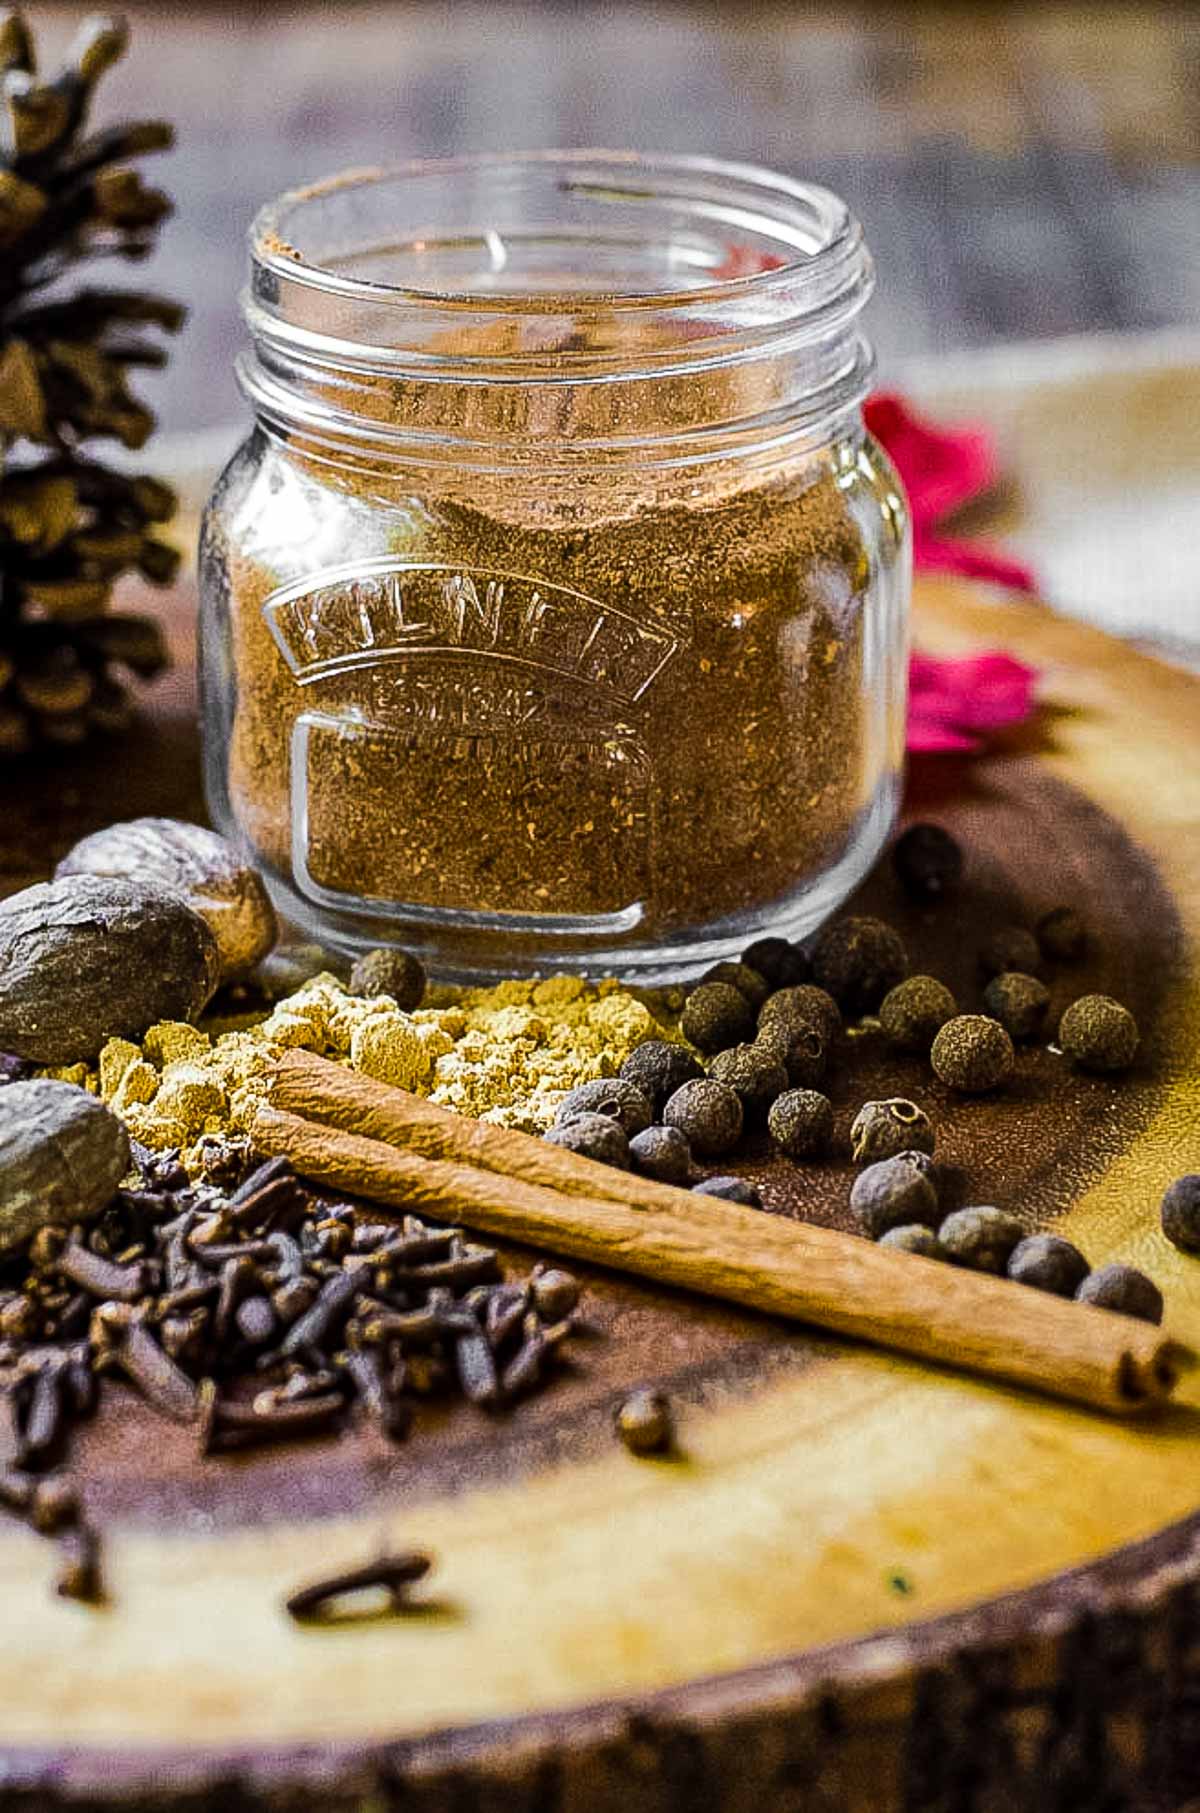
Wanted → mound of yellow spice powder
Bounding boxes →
[58,973,673,1170]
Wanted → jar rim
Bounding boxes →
[249,149,864,319]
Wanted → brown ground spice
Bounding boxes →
[208,402,891,946]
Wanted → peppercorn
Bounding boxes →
[680,981,755,1054]
[629,1123,693,1186]
[879,1224,946,1259]
[619,1040,705,1113]
[531,1266,581,1321]
[1161,1175,1200,1254]
[767,1088,834,1159]
[849,1157,939,1238]
[849,1099,935,1166]
[615,1387,673,1455]
[662,1078,744,1157]
[693,1175,762,1206]
[347,947,426,1012]
[982,971,1051,1042]
[938,1206,1025,1274]
[698,961,771,1012]
[740,936,810,989]
[978,925,1042,981]
[891,822,963,902]
[758,983,842,1046]
[754,1019,830,1089]
[556,1076,653,1138]
[930,1015,1015,1093]
[1006,1234,1090,1297]
[1076,1263,1163,1325]
[708,1043,788,1120]
[812,915,909,1014]
[1058,995,1139,1074]
[878,976,957,1053]
[543,1112,630,1169]
[1036,905,1087,963]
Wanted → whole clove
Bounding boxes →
[284,1550,432,1623]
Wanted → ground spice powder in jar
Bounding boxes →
[216,463,876,936]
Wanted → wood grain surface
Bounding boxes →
[3,576,1200,1809]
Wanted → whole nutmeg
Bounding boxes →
[849,1099,936,1165]
[57,817,276,985]
[0,877,220,1064]
[0,1080,129,1254]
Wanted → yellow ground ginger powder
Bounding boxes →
[83,972,673,1170]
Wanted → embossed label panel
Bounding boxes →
[263,560,677,705]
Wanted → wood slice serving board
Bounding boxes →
[3,576,1200,1812]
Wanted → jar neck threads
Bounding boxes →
[239,152,876,472]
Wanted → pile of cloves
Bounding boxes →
[0,1140,582,1600]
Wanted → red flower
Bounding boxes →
[865,392,1037,596]
[907,651,1038,753]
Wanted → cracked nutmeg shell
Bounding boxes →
[56,817,277,983]
[0,875,221,1064]
[0,1079,130,1254]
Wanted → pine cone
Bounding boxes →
[0,10,183,756]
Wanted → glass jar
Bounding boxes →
[200,152,909,983]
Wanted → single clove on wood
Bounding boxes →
[284,1550,433,1623]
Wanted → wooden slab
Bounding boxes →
[3,577,1200,1811]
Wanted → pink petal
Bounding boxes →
[906,650,1039,754]
[914,531,1038,596]
[865,393,997,524]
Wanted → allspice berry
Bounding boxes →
[849,1099,935,1165]
[556,1077,653,1138]
[619,1040,704,1113]
[1006,1233,1090,1297]
[662,1078,744,1157]
[348,947,427,1012]
[812,915,909,1014]
[681,981,755,1054]
[698,961,771,1012]
[1058,995,1139,1073]
[879,976,957,1053]
[709,1043,788,1120]
[1076,1263,1163,1325]
[531,1267,581,1321]
[615,1387,673,1455]
[938,1206,1025,1274]
[767,1088,834,1159]
[543,1113,631,1170]
[879,1224,946,1259]
[629,1124,693,1186]
[1161,1175,1200,1255]
[850,1156,940,1238]
[755,1019,830,1089]
[693,1175,761,1206]
[931,1015,1015,1093]
[758,983,842,1046]
[1037,905,1087,963]
[892,822,963,902]
[982,971,1051,1042]
[979,925,1042,979]
[740,936,810,990]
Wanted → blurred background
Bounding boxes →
[29,0,1199,433]
[26,0,1200,651]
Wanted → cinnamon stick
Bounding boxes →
[250,1055,1187,1416]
